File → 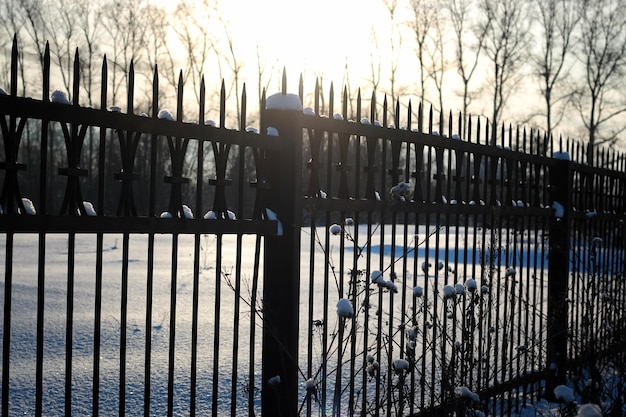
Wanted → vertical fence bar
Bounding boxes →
[35,41,50,417]
[261,92,303,417]
[547,157,572,391]
[65,232,76,416]
[1,233,13,417]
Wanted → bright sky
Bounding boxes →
[215,0,401,94]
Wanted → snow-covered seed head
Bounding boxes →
[366,362,379,377]
[336,298,354,318]
[455,386,480,402]
[421,262,432,273]
[392,359,410,375]
[344,217,354,226]
[157,108,175,121]
[454,341,461,349]
[366,354,375,363]
[407,327,417,341]
[553,384,575,403]
[505,267,516,277]
[305,378,315,390]
[413,286,423,297]
[455,283,465,296]
[267,375,281,386]
[371,270,384,285]
[592,237,603,245]
[443,285,456,300]
[437,261,445,271]
[51,90,70,104]
[465,278,477,292]
[385,281,398,293]
[389,182,411,200]
[481,285,489,294]
[329,223,342,235]
[577,404,602,417]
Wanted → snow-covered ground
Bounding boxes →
[0,225,615,416]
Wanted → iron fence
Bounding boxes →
[1,36,626,417]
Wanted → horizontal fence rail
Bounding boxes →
[2,35,626,417]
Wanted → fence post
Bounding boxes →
[547,155,572,391]
[261,93,303,417]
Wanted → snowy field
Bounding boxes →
[0,224,563,415]
[1,233,264,415]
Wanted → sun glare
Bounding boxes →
[216,0,391,91]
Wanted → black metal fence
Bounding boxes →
[1,36,626,417]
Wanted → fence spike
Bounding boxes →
[343,85,348,120]
[100,56,107,111]
[199,76,205,124]
[220,79,226,128]
[72,47,80,105]
[127,60,135,114]
[428,105,433,134]
[395,97,400,129]
[406,99,412,130]
[416,102,422,132]
[314,78,319,115]
[11,34,18,96]
[356,88,361,122]
[240,83,247,131]
[431,106,444,137]
[484,118,489,146]
[382,94,388,127]
[177,70,184,121]
[281,67,287,95]
[43,42,50,101]
[298,73,303,102]
[370,90,376,123]
[152,64,159,118]
[329,82,334,117]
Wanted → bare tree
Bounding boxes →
[175,0,244,127]
[426,16,448,120]
[173,0,218,104]
[406,0,438,113]
[367,25,382,94]
[532,0,581,145]
[479,0,531,144]
[46,0,80,98]
[75,0,103,107]
[0,0,29,94]
[17,0,48,71]
[0,0,49,95]
[255,45,276,122]
[100,0,149,108]
[447,0,489,138]
[142,3,178,110]
[381,0,402,112]
[573,0,626,163]
[220,18,244,127]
